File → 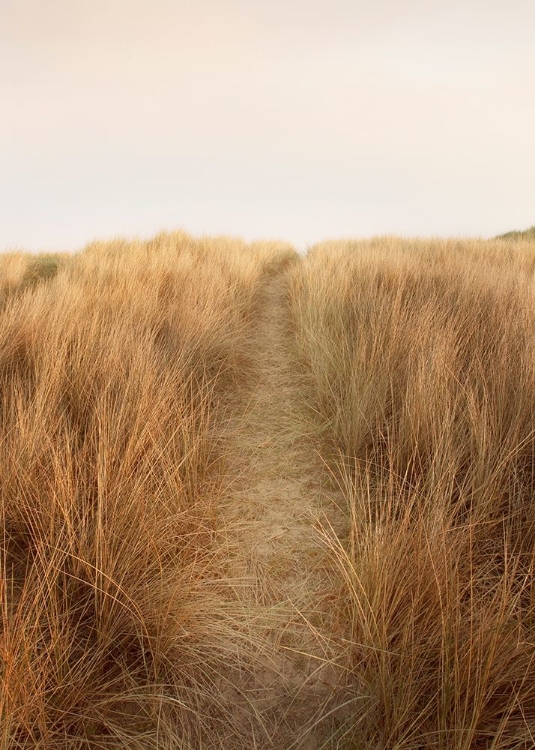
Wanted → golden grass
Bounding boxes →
[0,232,294,748]
[0,252,66,304]
[4,230,535,748]
[288,238,535,748]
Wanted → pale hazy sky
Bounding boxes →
[1,0,534,252]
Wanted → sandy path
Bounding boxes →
[219,264,345,749]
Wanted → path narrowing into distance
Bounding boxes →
[219,262,345,749]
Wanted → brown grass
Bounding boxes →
[4,231,535,748]
[0,232,294,748]
[0,252,66,304]
[288,238,535,748]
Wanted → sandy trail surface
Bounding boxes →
[219,264,345,749]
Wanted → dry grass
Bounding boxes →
[0,252,66,304]
[5,230,535,748]
[288,238,535,748]
[0,232,294,748]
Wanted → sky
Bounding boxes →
[1,0,534,252]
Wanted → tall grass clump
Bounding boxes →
[0,252,67,306]
[288,238,535,748]
[0,232,294,748]
[497,225,535,241]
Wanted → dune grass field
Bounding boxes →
[1,232,535,748]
